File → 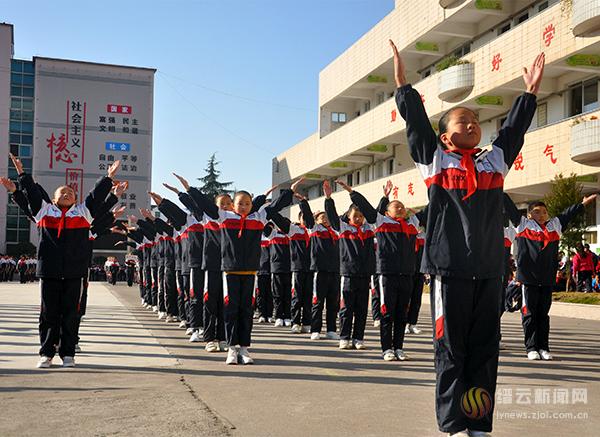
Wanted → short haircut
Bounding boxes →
[53,185,76,199]
[438,107,478,135]
[234,190,252,200]
[346,204,361,215]
[388,200,404,207]
[215,193,232,202]
[314,211,325,220]
[528,201,547,213]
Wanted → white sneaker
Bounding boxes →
[205,341,219,353]
[140,298,145,305]
[74,344,81,353]
[165,315,175,323]
[326,331,340,340]
[178,320,187,328]
[199,328,205,336]
[62,356,75,367]
[257,317,267,323]
[383,349,396,361]
[274,318,284,327]
[527,350,541,360]
[449,431,469,436]
[219,341,229,352]
[189,331,202,342]
[284,319,292,327]
[226,347,238,365]
[239,347,254,365]
[339,339,351,349]
[467,430,489,436]
[373,319,381,328]
[291,324,301,334]
[152,306,158,312]
[310,332,320,340]
[406,324,422,334]
[539,349,553,361]
[395,349,408,361]
[36,356,52,368]
[301,325,311,333]
[268,317,275,323]
[353,339,366,350]
[185,327,194,335]
[158,312,166,320]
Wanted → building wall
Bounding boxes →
[0,24,13,253]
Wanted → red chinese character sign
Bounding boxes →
[66,168,84,200]
[514,153,525,171]
[543,24,555,47]
[491,53,502,72]
[543,144,557,164]
[408,182,414,196]
[46,99,86,169]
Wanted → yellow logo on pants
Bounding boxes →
[461,387,492,419]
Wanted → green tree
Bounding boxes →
[543,173,587,290]
[197,153,233,199]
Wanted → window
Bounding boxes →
[569,80,599,116]
[388,158,394,176]
[11,59,23,72]
[377,93,385,105]
[363,101,371,113]
[375,161,384,179]
[347,173,353,186]
[355,170,361,185]
[10,98,21,109]
[538,1,549,12]
[516,13,529,24]
[498,23,511,35]
[22,87,33,97]
[10,144,19,156]
[537,103,548,127]
[331,112,347,123]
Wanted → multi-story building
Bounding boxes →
[0,22,154,257]
[273,0,600,247]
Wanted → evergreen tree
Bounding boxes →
[197,153,233,199]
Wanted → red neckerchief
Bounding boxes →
[445,147,481,201]
[324,224,337,242]
[237,213,247,238]
[539,221,551,250]
[57,207,69,238]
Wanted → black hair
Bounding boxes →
[528,201,547,213]
[234,190,252,200]
[438,106,478,135]
[346,204,361,215]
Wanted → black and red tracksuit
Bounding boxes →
[299,200,340,335]
[408,231,426,326]
[505,195,584,353]
[256,228,273,320]
[18,171,113,359]
[350,190,419,352]
[267,227,292,321]
[325,197,375,342]
[397,82,537,433]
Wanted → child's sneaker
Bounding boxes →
[268,317,276,323]
[257,316,267,323]
[225,348,238,365]
[527,350,541,360]
[189,330,202,342]
[62,356,75,367]
[178,320,187,328]
[466,430,489,436]
[405,324,422,334]
[339,339,351,349]
[310,332,320,340]
[326,331,340,340]
[284,319,292,327]
[395,349,408,361]
[301,325,311,333]
[291,324,301,334]
[274,318,284,327]
[449,431,469,436]
[539,350,553,361]
[239,347,254,365]
[205,341,219,353]
[353,339,366,350]
[373,319,381,328]
[165,315,176,323]
[152,306,158,312]
[36,356,52,368]
[219,341,229,352]
[383,349,396,361]
[158,312,166,320]
[185,327,194,336]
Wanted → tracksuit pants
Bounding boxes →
[203,270,225,342]
[164,266,178,317]
[370,275,380,322]
[311,271,340,334]
[157,265,166,312]
[272,272,292,320]
[407,273,425,325]
[176,271,187,325]
[339,275,369,341]
[430,276,501,434]
[521,284,553,352]
[144,266,153,305]
[151,266,159,307]
[187,267,204,330]
[74,275,89,345]
[223,273,254,347]
[256,274,273,320]
[138,267,145,298]
[39,277,82,358]
[291,271,313,326]
[379,274,413,352]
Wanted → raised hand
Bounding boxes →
[173,173,190,191]
[522,53,545,95]
[583,193,597,207]
[294,192,307,202]
[291,177,306,193]
[148,191,163,205]
[112,205,127,219]
[112,181,128,197]
[383,180,393,197]
[163,183,180,194]
[127,214,138,224]
[0,177,17,193]
[264,184,278,197]
[334,179,352,193]
[9,153,24,175]
[323,180,333,198]
[107,160,121,179]
[389,39,407,87]
[111,226,127,235]
[139,208,154,220]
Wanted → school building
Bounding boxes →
[273,0,600,249]
[0,22,154,256]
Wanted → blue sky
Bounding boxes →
[4,0,393,197]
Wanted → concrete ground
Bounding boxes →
[1,281,599,436]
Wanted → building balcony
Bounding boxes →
[437,62,474,102]
[439,0,466,7]
[573,0,600,36]
[571,117,600,165]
